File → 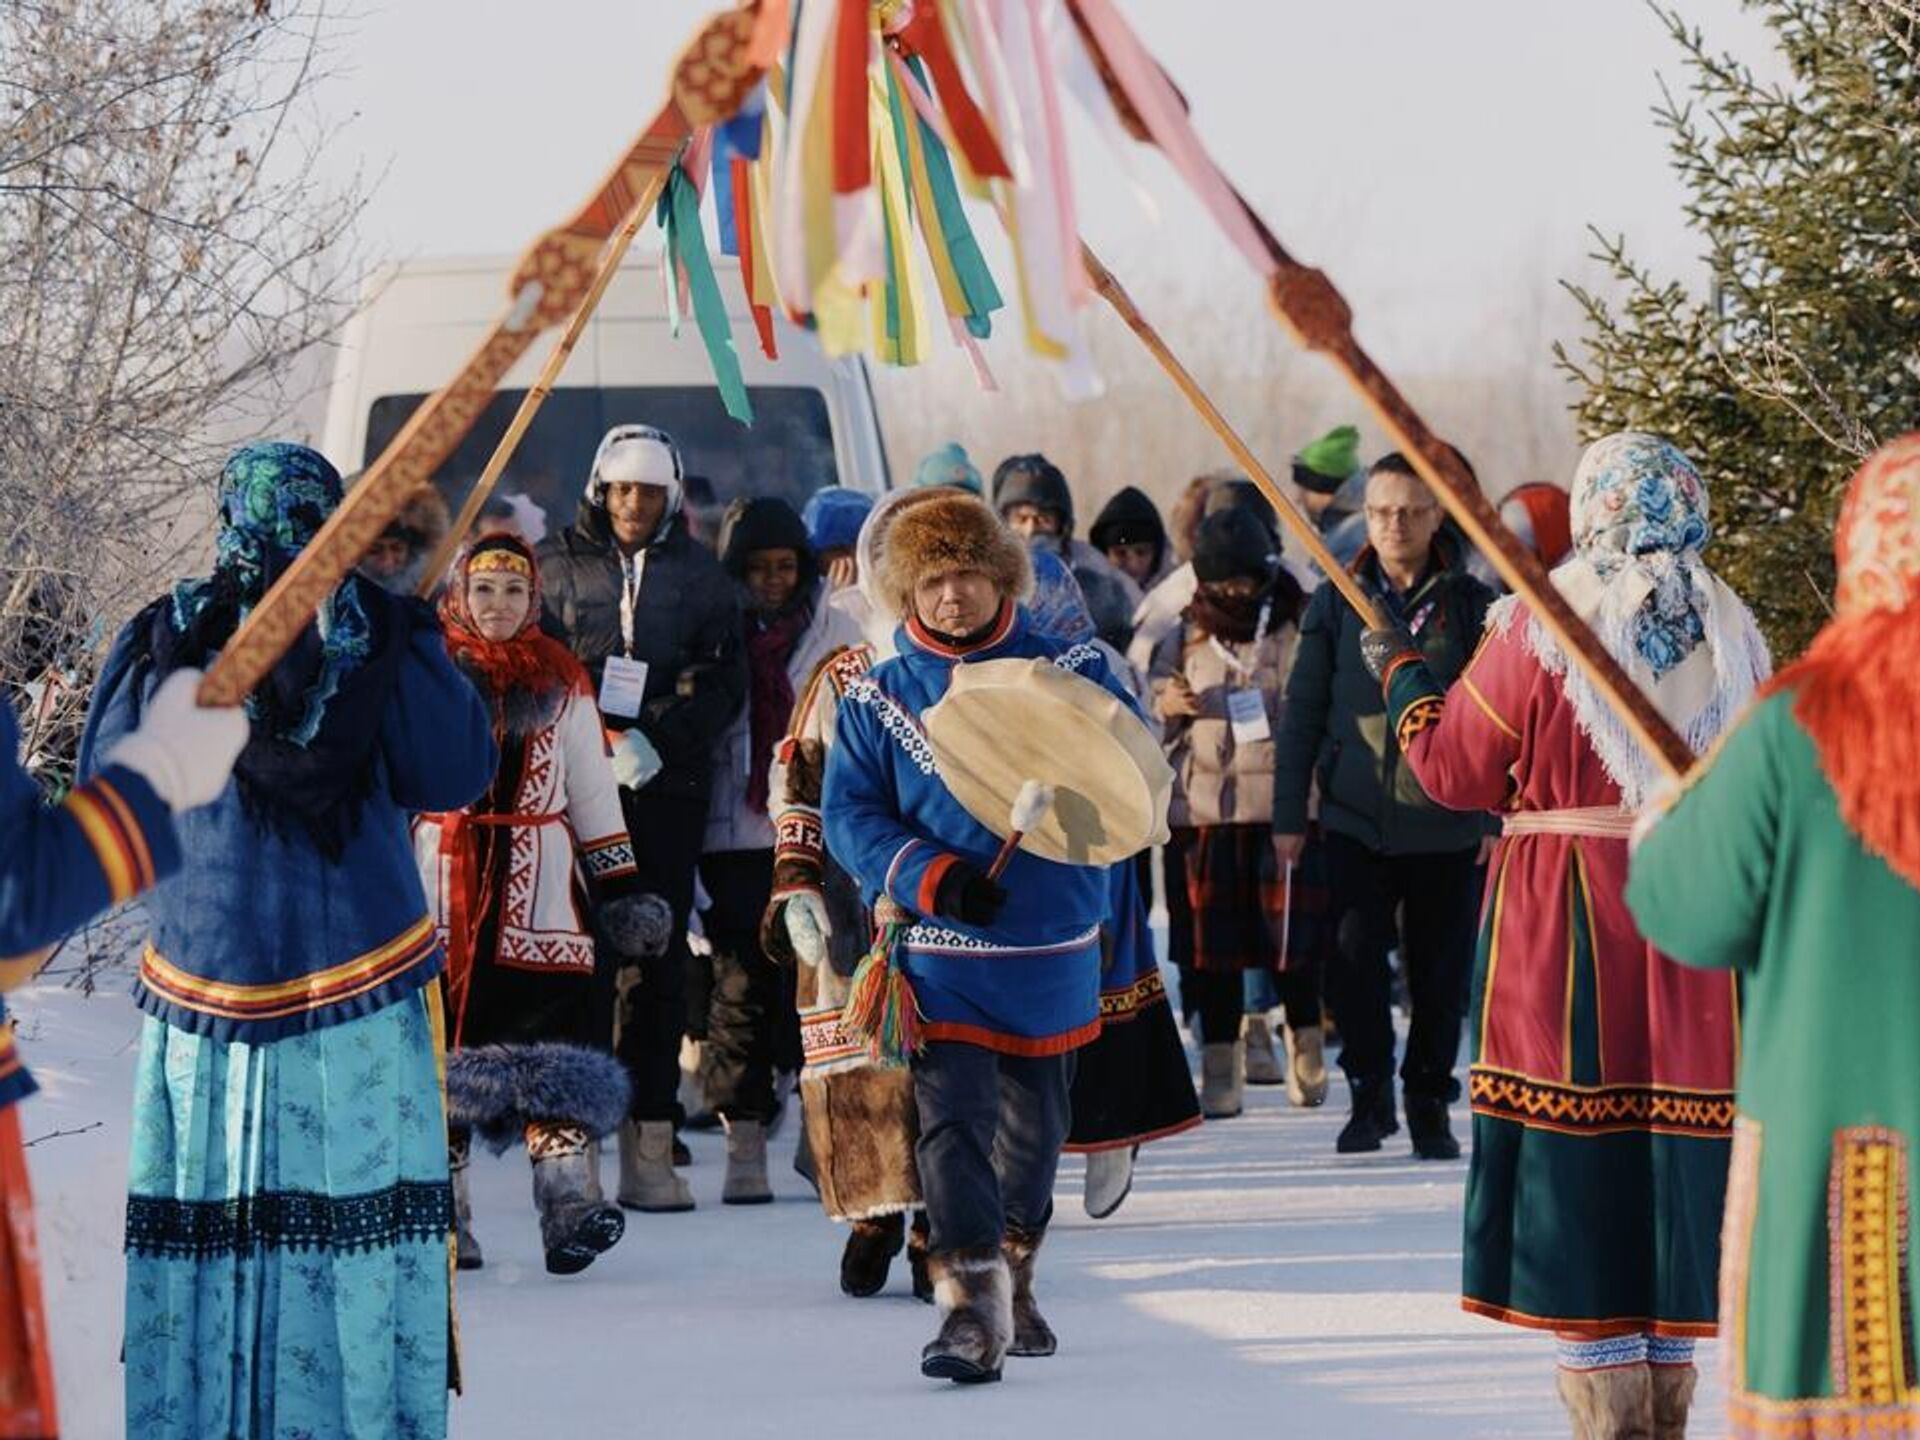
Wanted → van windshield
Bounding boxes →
[364,385,840,545]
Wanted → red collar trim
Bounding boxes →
[906,602,1016,659]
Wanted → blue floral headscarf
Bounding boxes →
[1570,432,1712,678]
[170,442,373,747]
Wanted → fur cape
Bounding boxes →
[447,1042,632,1152]
[878,492,1031,622]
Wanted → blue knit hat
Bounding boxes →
[913,441,983,494]
[801,485,874,553]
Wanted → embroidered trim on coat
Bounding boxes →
[1053,643,1100,674]
[125,1180,452,1259]
[1099,969,1167,1022]
[64,776,156,902]
[579,835,636,880]
[845,680,938,775]
[1831,1127,1916,1407]
[1469,1068,1735,1137]
[138,918,439,1023]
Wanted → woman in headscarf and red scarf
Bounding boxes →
[697,497,865,1204]
[1630,435,1920,1440]
[1363,432,1772,1438]
[416,532,670,1277]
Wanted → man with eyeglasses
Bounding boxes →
[1272,452,1495,1160]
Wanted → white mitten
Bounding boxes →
[783,889,832,967]
[610,728,663,791]
[105,668,249,811]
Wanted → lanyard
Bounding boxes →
[1207,597,1272,678]
[618,550,649,657]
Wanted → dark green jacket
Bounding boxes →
[1272,545,1493,855]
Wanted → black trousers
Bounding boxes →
[911,1040,1073,1254]
[606,787,706,1121]
[1323,831,1479,1101]
[695,848,797,1122]
[1187,966,1322,1047]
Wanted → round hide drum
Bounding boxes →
[922,656,1172,866]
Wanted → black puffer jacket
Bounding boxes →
[1272,540,1494,856]
[537,499,746,798]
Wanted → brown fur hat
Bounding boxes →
[879,492,1032,621]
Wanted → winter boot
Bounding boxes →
[920,1246,1013,1384]
[1650,1364,1697,1440]
[1406,1095,1462,1160]
[722,1118,774,1205]
[528,1125,626,1276]
[1082,1145,1137,1220]
[1241,1014,1285,1085]
[616,1119,695,1212]
[1556,1363,1654,1440]
[1200,1042,1245,1119]
[1283,1023,1329,1108]
[1002,1225,1057,1358]
[840,1213,906,1298]
[1336,1076,1398,1154]
[449,1132,483,1272]
[908,1212,935,1304]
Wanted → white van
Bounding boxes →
[320,252,892,543]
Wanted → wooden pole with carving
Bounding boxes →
[197,5,765,706]
[413,161,677,599]
[1078,242,1386,630]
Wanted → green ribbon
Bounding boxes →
[897,54,1002,338]
[661,165,753,424]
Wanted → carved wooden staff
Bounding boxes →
[1078,242,1387,631]
[197,5,765,705]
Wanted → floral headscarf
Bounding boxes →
[1768,434,1920,888]
[1488,431,1770,809]
[438,532,584,718]
[1570,432,1712,678]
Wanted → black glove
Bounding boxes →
[931,860,1006,928]
[1359,624,1418,685]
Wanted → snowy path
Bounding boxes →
[18,976,1727,1438]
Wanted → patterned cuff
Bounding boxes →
[64,770,172,903]
[579,834,637,883]
[773,805,824,867]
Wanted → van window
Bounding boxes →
[364,385,840,545]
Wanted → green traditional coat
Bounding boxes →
[1628,690,1920,1438]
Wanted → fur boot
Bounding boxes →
[1242,1014,1284,1085]
[1650,1364,1697,1440]
[1284,1023,1329,1108]
[1556,1364,1654,1440]
[722,1118,774,1205]
[920,1245,1014,1385]
[908,1212,934,1304]
[617,1119,695,1212]
[449,1132,483,1272]
[528,1124,625,1275]
[1082,1145,1136,1220]
[446,1043,631,1155]
[840,1212,906,1298]
[1002,1225,1057,1358]
[1200,1042,1244,1119]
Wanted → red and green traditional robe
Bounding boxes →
[1383,614,1736,1338]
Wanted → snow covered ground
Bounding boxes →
[17,966,1728,1439]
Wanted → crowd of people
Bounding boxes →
[0,416,1916,1440]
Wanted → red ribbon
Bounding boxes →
[896,3,1011,181]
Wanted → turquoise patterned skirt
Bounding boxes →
[123,989,451,1440]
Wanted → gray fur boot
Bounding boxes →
[920,1245,1013,1385]
[449,1131,482,1271]
[1242,1014,1285,1085]
[1200,1042,1245,1119]
[528,1124,625,1276]
[617,1119,695,1213]
[722,1118,774,1205]
[1002,1224,1056,1357]
[1082,1145,1136,1220]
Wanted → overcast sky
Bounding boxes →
[311,1,1780,374]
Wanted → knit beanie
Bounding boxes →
[1192,507,1282,584]
[913,442,983,494]
[718,496,817,590]
[1292,424,1361,496]
[801,485,874,554]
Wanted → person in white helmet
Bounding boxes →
[537,425,748,1214]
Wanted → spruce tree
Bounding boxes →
[1557,1,1920,658]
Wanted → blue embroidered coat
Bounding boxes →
[80,607,496,1043]
[823,604,1144,1056]
[0,703,179,1108]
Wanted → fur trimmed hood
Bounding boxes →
[878,492,1032,624]
[447,1042,632,1152]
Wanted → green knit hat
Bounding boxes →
[1293,424,1361,495]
